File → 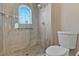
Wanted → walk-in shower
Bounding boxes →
[0,3,53,56]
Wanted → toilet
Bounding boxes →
[46,31,78,56]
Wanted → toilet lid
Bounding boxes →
[46,45,67,56]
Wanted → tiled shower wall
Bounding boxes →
[0,3,53,55]
[0,3,41,55]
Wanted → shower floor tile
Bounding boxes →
[4,45,44,56]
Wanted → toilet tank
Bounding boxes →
[57,31,77,49]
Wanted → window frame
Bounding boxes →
[17,4,32,29]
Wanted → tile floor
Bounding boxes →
[2,45,77,56]
[4,44,44,56]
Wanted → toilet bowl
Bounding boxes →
[76,51,79,56]
[46,45,69,56]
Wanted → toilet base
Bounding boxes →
[45,45,69,56]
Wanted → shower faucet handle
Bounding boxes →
[42,22,45,25]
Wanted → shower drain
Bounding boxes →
[25,53,29,56]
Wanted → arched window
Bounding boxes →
[19,5,32,24]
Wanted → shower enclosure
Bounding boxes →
[0,3,53,56]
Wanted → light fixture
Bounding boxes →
[36,3,42,8]
[37,3,41,7]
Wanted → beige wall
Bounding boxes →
[52,3,61,45]
[60,4,79,51]
[52,3,79,51]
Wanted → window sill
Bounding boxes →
[15,24,33,29]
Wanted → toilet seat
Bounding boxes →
[46,45,68,56]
